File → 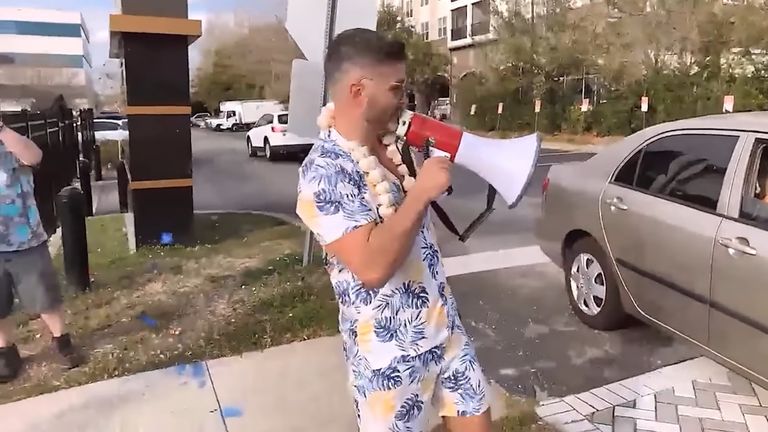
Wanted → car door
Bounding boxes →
[600,131,742,344]
[252,115,271,147]
[710,133,768,380]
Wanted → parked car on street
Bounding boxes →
[94,118,129,143]
[536,111,768,387]
[245,111,313,161]
[191,113,211,128]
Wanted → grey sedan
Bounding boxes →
[537,112,768,387]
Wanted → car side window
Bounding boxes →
[264,114,274,125]
[255,115,269,127]
[738,139,768,229]
[621,134,738,212]
[613,150,642,187]
[94,122,119,132]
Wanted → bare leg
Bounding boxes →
[0,318,13,347]
[443,409,493,432]
[40,308,66,338]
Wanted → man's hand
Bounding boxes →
[410,157,452,202]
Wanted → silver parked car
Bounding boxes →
[537,112,768,387]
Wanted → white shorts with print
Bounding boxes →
[348,330,490,432]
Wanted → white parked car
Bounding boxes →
[245,112,313,160]
[94,119,129,142]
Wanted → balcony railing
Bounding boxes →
[451,25,467,41]
[471,20,491,37]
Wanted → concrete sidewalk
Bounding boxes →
[0,336,512,432]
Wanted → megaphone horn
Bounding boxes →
[394,110,542,242]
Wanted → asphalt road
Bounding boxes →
[92,128,698,399]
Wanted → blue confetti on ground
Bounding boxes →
[173,362,208,388]
[138,312,158,328]
[221,406,243,418]
[160,232,174,245]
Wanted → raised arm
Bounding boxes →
[0,122,43,167]
[297,157,451,289]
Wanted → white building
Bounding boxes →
[0,7,95,111]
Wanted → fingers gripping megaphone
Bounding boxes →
[393,110,542,242]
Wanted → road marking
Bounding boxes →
[443,246,551,277]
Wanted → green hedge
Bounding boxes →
[456,70,768,137]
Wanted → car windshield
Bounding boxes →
[277,114,288,125]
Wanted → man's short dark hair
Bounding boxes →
[324,28,407,86]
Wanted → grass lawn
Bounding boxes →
[1,213,337,405]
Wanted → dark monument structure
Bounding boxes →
[109,0,202,247]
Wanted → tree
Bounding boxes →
[376,3,449,113]
[192,16,302,110]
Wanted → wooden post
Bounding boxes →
[109,0,202,247]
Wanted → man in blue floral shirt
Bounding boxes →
[296,29,492,432]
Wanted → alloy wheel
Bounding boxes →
[569,253,606,316]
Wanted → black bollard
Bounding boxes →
[93,144,102,182]
[116,160,129,213]
[55,187,90,291]
[78,158,93,217]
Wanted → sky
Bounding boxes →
[22,0,289,74]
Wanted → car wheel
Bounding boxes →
[214,124,222,132]
[247,137,257,158]
[563,236,629,331]
[265,139,276,161]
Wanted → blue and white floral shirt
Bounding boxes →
[296,129,464,372]
[0,139,47,252]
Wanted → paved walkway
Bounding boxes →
[537,357,768,432]
[0,336,511,432]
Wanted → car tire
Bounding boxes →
[247,137,258,158]
[563,236,629,331]
[214,125,222,132]
[265,139,277,161]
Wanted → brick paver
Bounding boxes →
[536,358,768,432]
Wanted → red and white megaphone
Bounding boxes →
[393,110,541,242]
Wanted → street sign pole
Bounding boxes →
[288,0,376,266]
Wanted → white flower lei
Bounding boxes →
[317,102,416,220]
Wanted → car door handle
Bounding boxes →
[605,197,629,211]
[717,237,757,256]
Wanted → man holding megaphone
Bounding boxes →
[296,28,495,432]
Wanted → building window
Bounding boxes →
[404,0,414,18]
[471,0,491,36]
[420,0,429,6]
[0,20,82,38]
[451,6,468,41]
[420,21,430,40]
[438,16,448,39]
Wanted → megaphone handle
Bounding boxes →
[422,137,453,196]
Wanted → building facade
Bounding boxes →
[0,7,94,111]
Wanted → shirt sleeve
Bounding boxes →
[296,157,378,246]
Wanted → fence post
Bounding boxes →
[93,144,102,181]
[55,186,90,291]
[78,158,93,217]
[116,160,129,213]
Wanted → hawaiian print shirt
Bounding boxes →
[296,129,465,372]
[0,139,47,252]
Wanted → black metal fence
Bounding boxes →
[0,108,93,235]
